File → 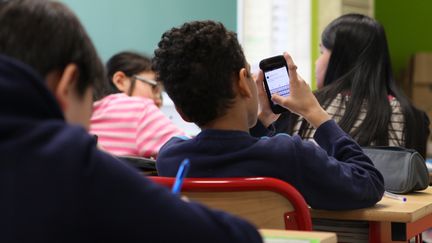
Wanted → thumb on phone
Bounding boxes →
[270,93,297,115]
[271,93,289,107]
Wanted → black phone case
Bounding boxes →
[259,55,289,114]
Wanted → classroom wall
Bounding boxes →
[310,0,319,90]
[60,0,236,62]
[375,0,432,78]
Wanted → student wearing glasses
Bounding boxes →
[90,51,184,158]
[93,52,163,107]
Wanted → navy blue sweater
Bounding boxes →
[0,55,262,243]
[157,121,385,210]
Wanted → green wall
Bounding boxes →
[61,0,236,62]
[310,0,319,90]
[375,0,432,78]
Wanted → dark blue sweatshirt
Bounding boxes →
[157,121,385,210]
[0,55,262,243]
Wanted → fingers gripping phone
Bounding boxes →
[259,55,290,114]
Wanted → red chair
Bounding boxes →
[149,176,312,231]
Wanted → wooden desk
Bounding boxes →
[310,187,432,242]
[260,229,337,243]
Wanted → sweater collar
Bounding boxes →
[196,128,251,139]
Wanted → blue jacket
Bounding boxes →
[0,55,262,243]
[157,121,385,210]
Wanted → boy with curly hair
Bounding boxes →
[153,20,384,210]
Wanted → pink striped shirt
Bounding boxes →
[90,93,185,158]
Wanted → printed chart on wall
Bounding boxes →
[237,0,311,84]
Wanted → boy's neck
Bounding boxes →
[200,105,250,132]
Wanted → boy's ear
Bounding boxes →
[175,105,192,123]
[112,71,130,92]
[237,68,253,98]
[54,63,79,111]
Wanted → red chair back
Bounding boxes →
[150,176,312,231]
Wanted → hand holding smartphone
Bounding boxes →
[259,55,290,114]
[262,53,331,128]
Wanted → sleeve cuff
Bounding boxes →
[313,120,347,150]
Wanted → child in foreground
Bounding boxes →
[0,1,262,242]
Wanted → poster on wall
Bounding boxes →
[237,0,311,84]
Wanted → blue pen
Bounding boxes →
[171,158,190,195]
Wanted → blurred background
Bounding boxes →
[61,0,432,157]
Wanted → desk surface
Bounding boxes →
[260,229,337,243]
[311,187,432,223]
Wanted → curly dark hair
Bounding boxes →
[153,20,246,127]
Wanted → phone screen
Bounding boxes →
[264,66,290,99]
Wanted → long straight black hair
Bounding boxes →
[284,14,429,156]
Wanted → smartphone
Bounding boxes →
[259,55,290,114]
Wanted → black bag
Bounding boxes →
[117,155,158,176]
[363,146,429,194]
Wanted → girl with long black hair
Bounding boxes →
[265,14,430,157]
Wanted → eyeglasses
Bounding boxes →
[133,75,158,87]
